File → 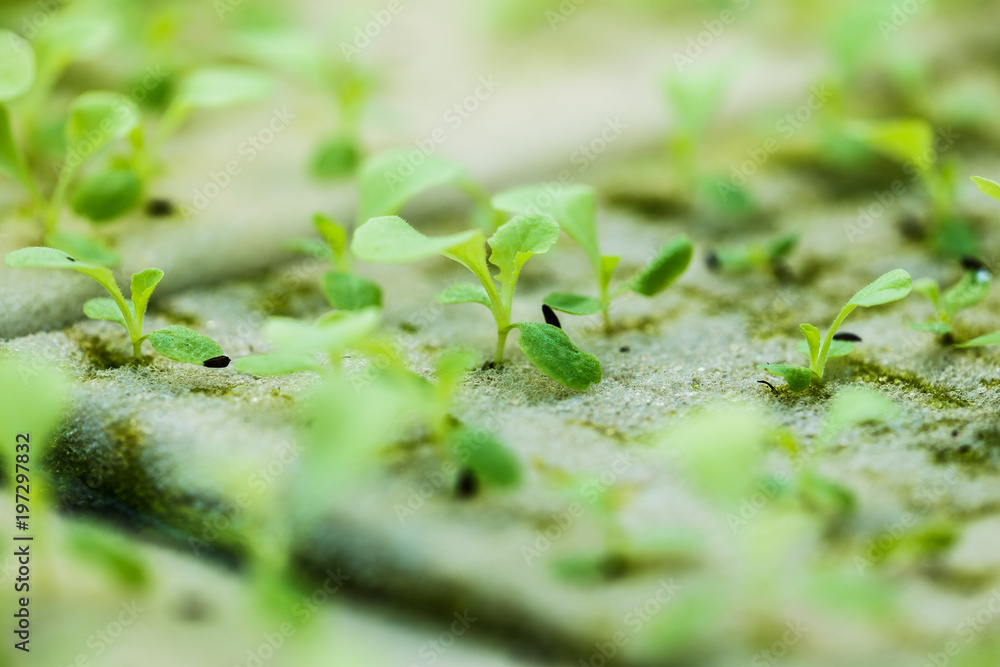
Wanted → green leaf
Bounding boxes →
[487,214,560,290]
[234,352,321,376]
[847,269,912,307]
[911,277,942,313]
[492,183,600,270]
[0,30,35,102]
[311,135,360,180]
[174,67,272,110]
[4,245,116,282]
[451,426,521,489]
[264,308,379,353]
[321,272,382,311]
[284,238,333,261]
[821,387,898,443]
[543,292,605,316]
[65,521,149,590]
[351,216,480,264]
[435,348,477,393]
[758,364,813,392]
[956,331,1000,348]
[798,337,854,359]
[83,297,134,326]
[314,214,348,259]
[943,269,990,317]
[358,149,470,221]
[66,92,140,154]
[799,323,821,366]
[0,105,29,185]
[130,268,163,321]
[71,168,143,222]
[849,118,934,168]
[600,255,620,292]
[436,283,491,308]
[513,322,602,391]
[45,231,121,266]
[766,233,799,260]
[147,326,227,366]
[971,176,1000,203]
[627,235,693,297]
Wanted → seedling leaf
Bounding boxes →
[488,214,560,288]
[46,231,120,266]
[943,270,990,317]
[311,135,361,180]
[314,214,348,260]
[321,272,382,311]
[234,352,321,376]
[436,283,491,308]
[83,297,134,326]
[0,106,28,184]
[0,30,35,102]
[4,245,115,281]
[850,118,934,169]
[264,308,379,352]
[911,322,952,335]
[821,387,898,443]
[452,426,521,489]
[847,269,912,307]
[71,168,143,222]
[67,92,139,154]
[758,364,814,392]
[956,331,1000,348]
[971,176,1000,203]
[798,337,854,359]
[627,235,693,296]
[351,216,480,264]
[492,183,600,270]
[514,322,602,391]
[543,292,605,315]
[148,326,227,365]
[130,268,163,321]
[800,324,821,366]
[911,277,942,312]
[175,67,272,110]
[358,149,470,221]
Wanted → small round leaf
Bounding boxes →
[0,30,36,102]
[514,322,602,391]
[71,168,143,222]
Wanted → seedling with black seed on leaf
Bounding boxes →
[911,258,990,338]
[951,177,1000,350]
[759,269,912,391]
[351,214,602,391]
[706,232,799,277]
[4,247,230,367]
[492,183,692,331]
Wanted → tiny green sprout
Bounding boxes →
[358,148,497,230]
[4,247,229,367]
[492,183,692,331]
[971,175,1000,203]
[233,307,379,376]
[911,259,991,337]
[286,214,382,312]
[759,269,912,391]
[352,214,602,391]
[849,118,975,256]
[706,232,799,276]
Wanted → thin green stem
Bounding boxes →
[494,327,510,366]
[45,161,79,235]
[815,304,856,378]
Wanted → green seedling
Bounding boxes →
[5,247,230,366]
[949,177,1000,349]
[358,148,498,230]
[492,183,693,331]
[911,259,990,337]
[849,118,975,256]
[286,213,383,312]
[759,269,912,391]
[352,214,602,391]
[707,232,799,276]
